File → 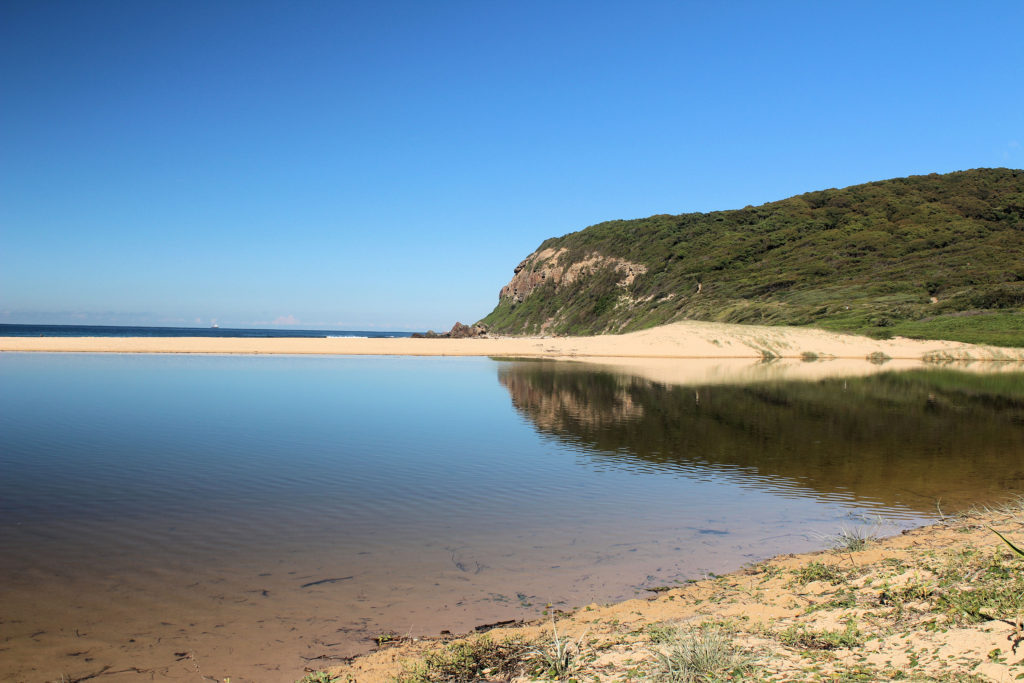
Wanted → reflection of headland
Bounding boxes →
[549,356,1024,387]
[497,361,1024,515]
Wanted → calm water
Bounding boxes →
[1,354,1023,682]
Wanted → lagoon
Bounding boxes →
[1,354,1022,681]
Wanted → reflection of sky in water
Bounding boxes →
[2,354,1021,559]
[4,354,1022,566]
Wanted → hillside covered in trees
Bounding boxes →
[480,168,1024,346]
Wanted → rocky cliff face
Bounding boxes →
[499,247,647,305]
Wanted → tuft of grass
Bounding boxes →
[806,587,858,614]
[878,581,935,611]
[296,673,340,683]
[652,626,756,682]
[393,635,532,683]
[526,620,587,679]
[778,619,863,650]
[828,524,879,552]
[793,561,848,586]
[646,622,680,644]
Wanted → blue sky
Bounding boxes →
[2,1,1021,330]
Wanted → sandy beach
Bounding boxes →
[3,320,1023,362]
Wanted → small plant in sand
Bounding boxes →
[652,625,756,682]
[646,622,680,644]
[393,635,532,682]
[526,620,588,680]
[792,561,848,586]
[778,618,863,650]
[824,518,882,553]
[296,672,340,683]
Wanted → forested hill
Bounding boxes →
[479,168,1024,346]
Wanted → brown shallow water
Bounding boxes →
[1,354,1022,681]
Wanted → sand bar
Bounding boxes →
[2,320,1023,361]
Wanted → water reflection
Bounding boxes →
[3,354,1022,681]
[498,362,1024,513]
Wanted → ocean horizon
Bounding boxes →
[0,323,414,339]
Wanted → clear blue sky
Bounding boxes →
[2,1,1021,330]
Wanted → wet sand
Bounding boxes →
[3,320,1023,361]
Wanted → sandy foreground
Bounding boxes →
[322,504,1024,683]
[2,320,1024,363]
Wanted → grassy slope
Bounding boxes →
[480,168,1024,345]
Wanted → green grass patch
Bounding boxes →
[393,635,532,683]
[793,561,849,586]
[883,311,1024,347]
[296,673,340,683]
[778,619,863,650]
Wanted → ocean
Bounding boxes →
[0,322,413,338]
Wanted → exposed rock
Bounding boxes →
[448,322,489,338]
[498,247,647,305]
[412,323,490,339]
[448,322,472,338]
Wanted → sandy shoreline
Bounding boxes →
[326,503,1024,682]
[2,320,1023,361]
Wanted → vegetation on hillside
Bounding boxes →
[480,168,1024,344]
